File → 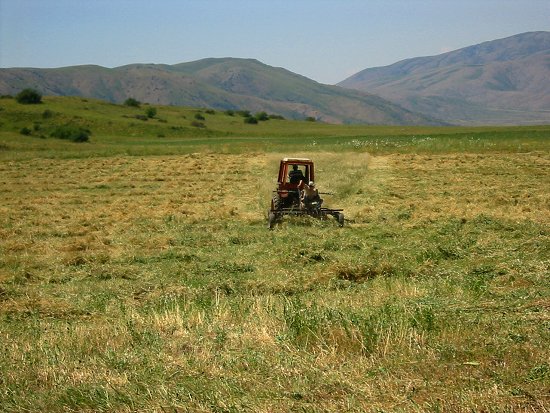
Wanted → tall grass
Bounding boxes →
[0,98,549,411]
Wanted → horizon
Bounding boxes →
[1,0,549,84]
[1,30,548,77]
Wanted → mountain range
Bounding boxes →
[0,59,438,125]
[1,31,549,125]
[338,31,550,125]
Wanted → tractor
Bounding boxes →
[268,157,344,229]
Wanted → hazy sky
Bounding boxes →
[1,0,548,84]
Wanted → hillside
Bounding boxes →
[338,32,550,125]
[0,59,439,126]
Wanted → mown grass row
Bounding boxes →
[1,97,549,411]
[1,144,548,411]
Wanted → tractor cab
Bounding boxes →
[275,158,314,208]
[277,158,314,187]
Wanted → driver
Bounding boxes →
[289,165,305,184]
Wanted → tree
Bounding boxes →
[50,124,90,142]
[255,111,269,121]
[145,107,157,118]
[16,88,42,104]
[20,127,32,136]
[237,110,251,118]
[124,98,140,107]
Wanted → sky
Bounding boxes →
[1,0,548,84]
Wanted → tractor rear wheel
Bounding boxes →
[272,193,282,211]
[337,212,344,227]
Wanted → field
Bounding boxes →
[0,97,549,412]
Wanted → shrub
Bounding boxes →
[194,113,205,121]
[134,114,148,121]
[205,109,215,115]
[244,116,258,124]
[255,111,269,121]
[224,110,235,116]
[191,121,206,128]
[20,127,32,136]
[16,88,42,104]
[42,109,54,119]
[305,116,316,122]
[124,98,140,107]
[145,107,157,118]
[269,114,285,120]
[237,110,251,117]
[50,124,90,142]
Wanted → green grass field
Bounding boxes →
[1,97,549,412]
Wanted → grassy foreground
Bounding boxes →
[0,97,549,412]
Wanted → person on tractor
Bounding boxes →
[289,165,305,184]
[299,180,323,210]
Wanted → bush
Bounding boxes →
[42,109,54,119]
[124,98,140,107]
[16,89,42,104]
[194,113,205,121]
[269,114,285,120]
[255,111,269,121]
[20,127,32,136]
[50,124,90,142]
[305,116,316,122]
[191,121,206,128]
[224,110,235,116]
[244,116,258,124]
[145,107,157,118]
[237,110,251,118]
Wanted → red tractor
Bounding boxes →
[268,157,344,229]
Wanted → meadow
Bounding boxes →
[0,97,549,412]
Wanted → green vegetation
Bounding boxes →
[124,97,140,108]
[244,115,258,124]
[0,58,439,124]
[255,111,269,121]
[15,88,42,104]
[1,96,547,161]
[145,106,157,119]
[50,124,91,142]
[0,96,549,412]
[19,127,32,136]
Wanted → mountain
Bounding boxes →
[338,32,550,125]
[0,58,439,125]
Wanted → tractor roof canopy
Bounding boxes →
[282,157,313,163]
